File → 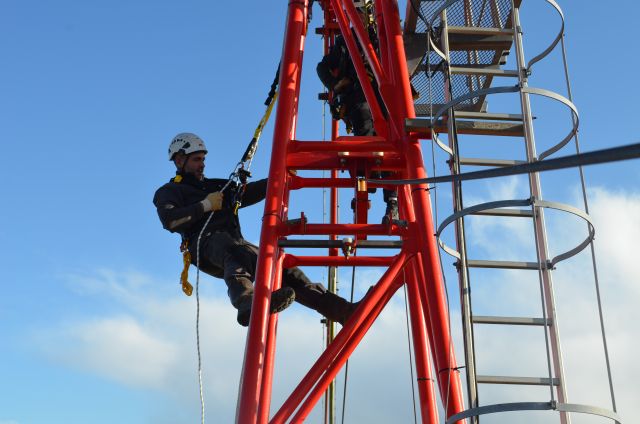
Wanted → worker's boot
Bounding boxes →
[236,287,296,327]
[300,290,362,325]
[381,198,399,225]
[317,291,355,325]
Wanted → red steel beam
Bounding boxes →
[288,176,388,190]
[239,0,467,422]
[287,152,405,170]
[330,0,388,138]
[279,222,405,236]
[271,252,408,423]
[236,0,309,422]
[377,0,465,420]
[342,0,386,85]
[282,254,397,268]
[257,254,285,423]
[406,261,439,423]
[288,138,394,153]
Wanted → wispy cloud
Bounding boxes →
[39,315,179,388]
[35,184,639,423]
[459,183,640,422]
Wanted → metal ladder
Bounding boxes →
[403,0,621,423]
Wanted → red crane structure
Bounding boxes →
[236,0,464,422]
[232,0,623,423]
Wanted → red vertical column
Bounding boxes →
[407,262,439,424]
[378,0,465,421]
[257,254,285,423]
[236,1,309,422]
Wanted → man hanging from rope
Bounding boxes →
[316,0,399,224]
[153,132,360,327]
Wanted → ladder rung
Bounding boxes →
[472,316,550,326]
[467,260,540,270]
[449,121,524,136]
[414,103,485,116]
[471,208,533,218]
[458,158,526,167]
[453,111,523,121]
[448,32,515,51]
[450,66,519,78]
[406,118,524,137]
[447,26,515,37]
[477,375,560,386]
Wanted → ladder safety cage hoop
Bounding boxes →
[415,2,621,424]
[428,85,579,161]
[526,0,565,71]
[426,0,566,72]
[424,0,576,160]
[435,197,595,268]
[431,85,521,155]
[444,401,623,424]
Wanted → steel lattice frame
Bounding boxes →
[235,1,466,422]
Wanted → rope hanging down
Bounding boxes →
[179,63,281,424]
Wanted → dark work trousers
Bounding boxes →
[196,231,348,318]
[348,99,397,203]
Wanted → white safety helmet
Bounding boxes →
[168,132,208,161]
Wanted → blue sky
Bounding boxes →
[1,1,638,423]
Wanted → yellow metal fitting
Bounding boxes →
[357,177,367,192]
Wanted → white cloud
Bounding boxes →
[36,184,639,423]
[37,270,249,421]
[37,268,428,422]
[41,315,179,388]
[458,184,640,423]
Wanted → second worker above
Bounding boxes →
[316,0,399,223]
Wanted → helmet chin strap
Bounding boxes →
[178,152,192,175]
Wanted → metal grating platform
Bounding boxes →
[404,0,519,115]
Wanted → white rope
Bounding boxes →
[190,168,247,424]
[189,138,260,422]
[193,210,215,424]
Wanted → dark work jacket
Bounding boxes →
[316,28,380,103]
[317,34,366,105]
[153,172,268,242]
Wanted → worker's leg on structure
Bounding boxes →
[348,100,398,223]
[381,181,399,224]
[198,232,295,326]
[281,267,360,325]
[349,100,375,137]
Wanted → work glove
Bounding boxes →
[201,191,223,212]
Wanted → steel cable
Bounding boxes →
[371,142,640,186]
[559,33,619,415]
[402,273,419,424]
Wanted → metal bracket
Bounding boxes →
[341,237,355,258]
